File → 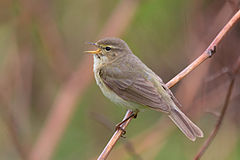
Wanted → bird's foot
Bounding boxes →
[133,113,138,118]
[114,111,139,138]
[115,124,126,138]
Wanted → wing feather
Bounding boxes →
[100,67,170,112]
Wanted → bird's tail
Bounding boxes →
[168,107,203,141]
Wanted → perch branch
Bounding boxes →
[194,56,240,160]
[97,9,240,160]
[91,112,142,160]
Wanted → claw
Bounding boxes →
[115,125,126,138]
[114,111,139,138]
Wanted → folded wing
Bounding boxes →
[100,67,170,112]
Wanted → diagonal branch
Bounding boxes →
[194,56,240,160]
[97,9,240,160]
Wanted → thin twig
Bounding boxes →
[174,0,238,112]
[91,112,142,160]
[167,9,240,88]
[194,57,240,160]
[98,110,133,160]
[97,9,240,160]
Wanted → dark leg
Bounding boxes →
[133,113,138,118]
[115,111,138,136]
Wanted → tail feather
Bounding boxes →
[168,107,203,141]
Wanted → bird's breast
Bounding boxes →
[93,56,136,108]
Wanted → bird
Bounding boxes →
[86,37,203,141]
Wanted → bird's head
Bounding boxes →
[86,37,131,62]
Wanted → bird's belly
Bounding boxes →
[94,71,128,105]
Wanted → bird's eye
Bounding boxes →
[105,46,111,51]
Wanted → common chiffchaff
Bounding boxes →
[86,37,203,141]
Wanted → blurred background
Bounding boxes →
[0,0,240,159]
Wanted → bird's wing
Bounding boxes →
[99,66,171,113]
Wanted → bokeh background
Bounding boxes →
[0,0,240,160]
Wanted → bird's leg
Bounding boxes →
[115,111,138,137]
[133,113,138,118]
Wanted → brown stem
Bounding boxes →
[97,9,240,160]
[167,9,240,88]
[91,112,142,160]
[98,110,134,160]
[194,57,240,160]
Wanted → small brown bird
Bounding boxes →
[86,37,203,141]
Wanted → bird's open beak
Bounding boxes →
[85,42,101,54]
[85,48,101,54]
